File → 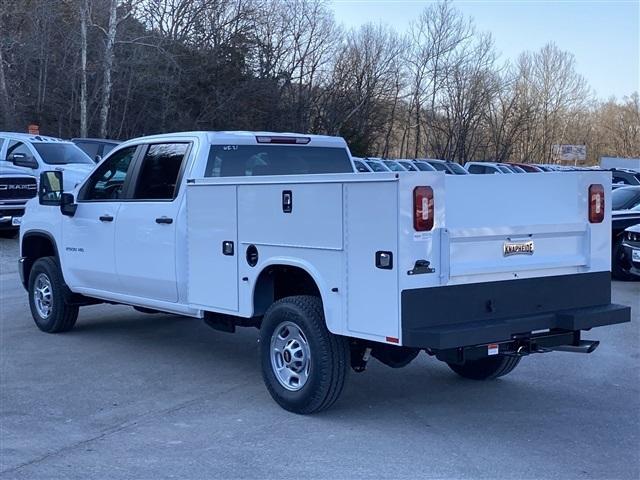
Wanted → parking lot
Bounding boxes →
[0,236,638,479]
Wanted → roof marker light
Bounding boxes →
[255,136,311,145]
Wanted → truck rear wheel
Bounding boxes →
[259,295,349,414]
[447,355,521,380]
[28,257,79,333]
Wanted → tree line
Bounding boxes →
[0,0,638,164]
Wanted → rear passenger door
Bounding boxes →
[114,142,191,302]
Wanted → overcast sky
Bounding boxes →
[329,0,639,100]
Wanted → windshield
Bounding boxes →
[33,143,93,165]
[612,188,640,210]
[427,161,448,172]
[447,162,467,174]
[366,161,388,172]
[398,161,417,171]
[498,165,514,173]
[353,160,370,173]
[383,161,405,172]
[414,162,435,171]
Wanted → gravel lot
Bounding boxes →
[1,236,639,479]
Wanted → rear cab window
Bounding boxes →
[205,145,353,177]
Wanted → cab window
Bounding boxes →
[132,143,189,200]
[6,141,34,162]
[81,146,137,201]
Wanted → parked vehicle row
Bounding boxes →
[354,157,469,175]
[354,158,613,176]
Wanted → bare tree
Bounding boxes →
[78,0,90,137]
[405,1,472,158]
[94,0,141,137]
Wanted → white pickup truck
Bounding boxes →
[19,131,631,413]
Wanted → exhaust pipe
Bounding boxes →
[552,340,600,354]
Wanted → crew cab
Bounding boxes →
[19,131,631,413]
[0,132,94,190]
[0,164,37,238]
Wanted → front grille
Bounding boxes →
[0,208,25,217]
[0,178,37,201]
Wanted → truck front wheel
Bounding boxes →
[446,355,521,380]
[259,295,349,414]
[28,257,79,333]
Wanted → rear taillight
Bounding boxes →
[413,186,434,231]
[588,184,605,223]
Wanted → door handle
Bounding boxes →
[99,215,114,222]
[155,216,173,224]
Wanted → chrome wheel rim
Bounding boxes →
[270,321,311,391]
[34,273,53,319]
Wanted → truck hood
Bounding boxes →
[0,164,37,178]
[53,164,93,190]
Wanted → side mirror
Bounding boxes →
[11,153,39,169]
[39,171,63,205]
[60,192,77,217]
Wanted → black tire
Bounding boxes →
[28,257,79,333]
[612,236,634,280]
[447,355,521,380]
[0,229,18,239]
[259,295,349,414]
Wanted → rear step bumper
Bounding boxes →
[401,272,631,350]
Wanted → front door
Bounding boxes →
[63,146,138,292]
[114,142,190,302]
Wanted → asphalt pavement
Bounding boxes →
[1,236,639,479]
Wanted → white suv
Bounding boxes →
[0,132,94,190]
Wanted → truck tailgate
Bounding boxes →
[438,172,611,284]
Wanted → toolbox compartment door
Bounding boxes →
[186,184,239,312]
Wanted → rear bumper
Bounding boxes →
[401,272,631,350]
